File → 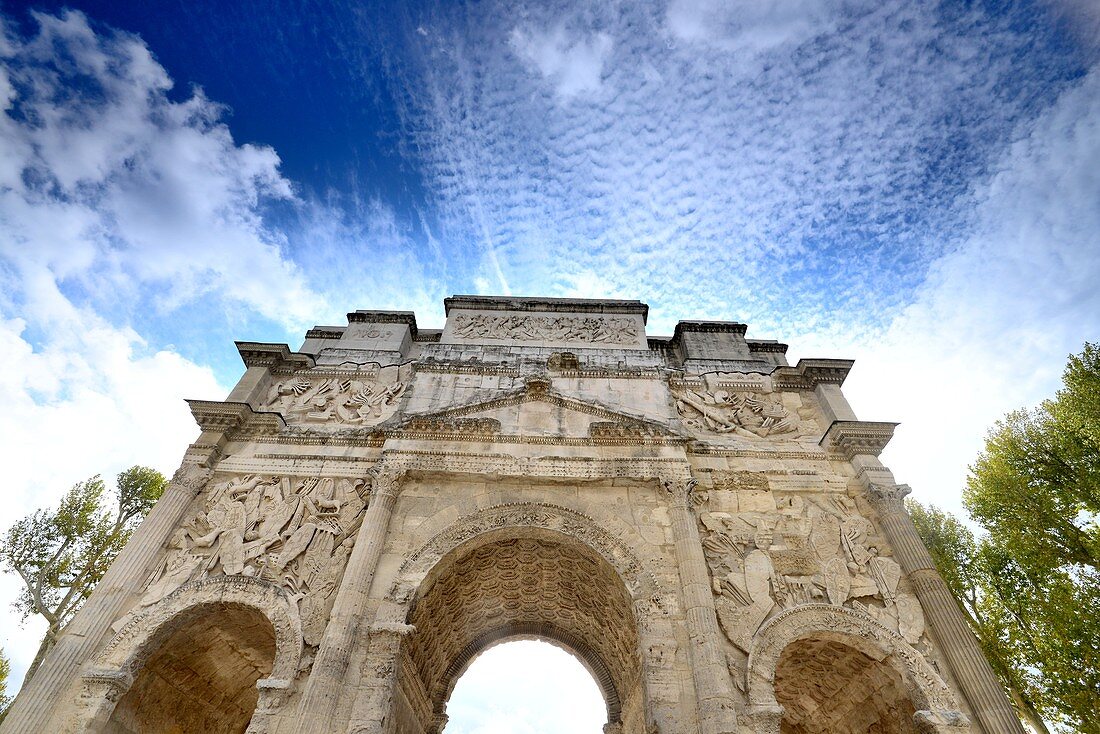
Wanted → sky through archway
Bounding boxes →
[443,640,606,734]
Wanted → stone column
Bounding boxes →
[0,461,214,734]
[295,461,406,733]
[661,477,739,734]
[865,483,1024,734]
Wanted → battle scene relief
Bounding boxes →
[130,474,369,646]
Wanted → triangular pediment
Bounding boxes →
[394,378,680,442]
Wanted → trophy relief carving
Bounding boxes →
[672,385,806,439]
[264,363,412,427]
[697,476,925,653]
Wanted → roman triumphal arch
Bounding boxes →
[3,296,1025,734]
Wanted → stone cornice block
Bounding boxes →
[234,342,315,373]
[773,358,855,388]
[443,295,649,322]
[818,420,899,459]
[671,320,749,338]
[187,400,287,434]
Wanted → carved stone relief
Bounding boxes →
[132,474,369,647]
[672,385,807,439]
[695,473,926,655]
[451,314,639,344]
[264,363,412,428]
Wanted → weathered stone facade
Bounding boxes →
[1,296,1024,734]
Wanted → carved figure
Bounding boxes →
[699,486,928,651]
[134,473,369,647]
[673,387,799,438]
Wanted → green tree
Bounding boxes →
[0,466,167,685]
[911,343,1100,733]
[1,645,11,722]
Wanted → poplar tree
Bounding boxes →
[0,466,167,685]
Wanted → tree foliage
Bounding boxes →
[911,343,1100,733]
[0,645,11,721]
[0,466,167,684]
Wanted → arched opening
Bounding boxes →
[442,639,606,732]
[391,529,645,734]
[774,636,916,734]
[104,604,277,733]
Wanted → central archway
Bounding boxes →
[392,527,645,734]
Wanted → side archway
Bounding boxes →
[74,576,302,733]
[746,604,969,734]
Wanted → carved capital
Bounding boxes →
[367,461,407,502]
[427,713,450,734]
[661,477,697,509]
[867,483,912,515]
[168,462,213,495]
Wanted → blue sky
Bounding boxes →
[1,0,1099,727]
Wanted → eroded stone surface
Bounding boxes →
[2,296,1020,734]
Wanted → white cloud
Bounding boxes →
[391,0,1056,336]
[0,10,325,329]
[666,0,839,54]
[510,25,613,98]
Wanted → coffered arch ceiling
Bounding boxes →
[403,529,643,726]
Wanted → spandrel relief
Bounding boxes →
[696,477,926,654]
[132,474,369,646]
[264,363,412,427]
[451,313,639,344]
[672,384,813,439]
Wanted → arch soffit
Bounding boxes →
[385,501,670,616]
[746,604,959,714]
[93,575,303,683]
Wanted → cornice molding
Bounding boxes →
[773,358,855,389]
[818,420,898,459]
[234,342,315,373]
[186,400,286,434]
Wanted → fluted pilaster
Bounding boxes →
[294,460,406,733]
[662,477,739,734]
[866,483,1024,734]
